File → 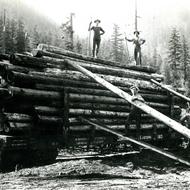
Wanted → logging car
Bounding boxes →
[0,44,189,170]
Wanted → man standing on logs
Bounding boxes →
[125,85,144,139]
[88,19,105,58]
[125,31,145,65]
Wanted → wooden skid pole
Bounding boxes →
[66,60,190,139]
[80,117,190,167]
[151,79,190,102]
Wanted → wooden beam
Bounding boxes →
[66,60,190,139]
[151,79,190,102]
[80,117,190,167]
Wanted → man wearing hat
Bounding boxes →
[125,31,145,65]
[88,19,105,58]
[125,84,145,138]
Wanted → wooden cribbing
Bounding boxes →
[66,59,190,139]
[80,117,190,167]
[10,53,163,82]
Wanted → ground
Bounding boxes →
[0,150,190,190]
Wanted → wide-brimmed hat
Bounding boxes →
[94,19,101,23]
[130,85,139,91]
[134,31,140,35]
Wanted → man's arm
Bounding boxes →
[140,39,146,45]
[100,27,105,35]
[125,37,134,42]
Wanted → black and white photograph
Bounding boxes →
[0,0,190,189]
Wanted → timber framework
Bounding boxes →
[0,44,190,170]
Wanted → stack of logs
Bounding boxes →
[0,44,184,150]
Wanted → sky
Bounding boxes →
[22,0,190,38]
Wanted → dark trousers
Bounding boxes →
[125,106,141,139]
[92,38,101,57]
[134,47,142,65]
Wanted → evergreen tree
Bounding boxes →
[25,32,32,52]
[152,48,157,68]
[16,19,26,53]
[39,31,52,46]
[110,24,126,62]
[4,18,12,53]
[99,39,112,59]
[9,19,17,53]
[60,14,74,51]
[164,60,173,84]
[53,33,61,47]
[167,28,182,87]
[75,39,82,54]
[31,25,40,48]
[181,35,190,86]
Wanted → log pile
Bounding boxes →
[0,44,184,150]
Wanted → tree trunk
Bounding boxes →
[29,70,160,91]
[4,113,32,122]
[8,86,63,100]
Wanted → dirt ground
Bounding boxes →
[0,151,190,190]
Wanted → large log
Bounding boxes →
[3,103,34,114]
[66,59,190,139]
[68,108,176,119]
[65,87,168,103]
[35,83,167,96]
[69,123,166,131]
[69,109,129,118]
[69,117,162,126]
[9,53,54,69]
[35,106,62,116]
[0,61,38,76]
[37,115,63,124]
[4,113,32,122]
[69,102,131,112]
[8,71,102,89]
[8,86,63,100]
[29,70,160,91]
[28,55,163,82]
[4,122,33,133]
[69,93,170,108]
[33,44,157,73]
[3,98,64,113]
[69,102,181,117]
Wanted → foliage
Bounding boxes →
[110,24,126,62]
[15,19,26,53]
[181,35,190,86]
[167,28,182,87]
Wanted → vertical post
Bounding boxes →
[152,123,158,141]
[135,0,138,31]
[136,111,141,140]
[2,9,6,54]
[63,89,70,147]
[165,92,175,146]
[86,104,96,150]
[168,93,175,118]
